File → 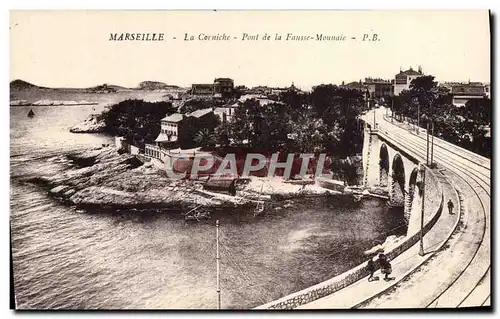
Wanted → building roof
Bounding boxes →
[343,81,367,90]
[192,84,214,88]
[155,134,178,142]
[364,78,392,84]
[398,68,423,76]
[451,85,485,96]
[188,107,214,118]
[214,78,234,82]
[214,107,229,113]
[161,113,184,123]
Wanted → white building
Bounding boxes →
[393,67,425,95]
[214,102,238,123]
[451,83,487,107]
[156,113,183,143]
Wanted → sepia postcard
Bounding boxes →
[9,10,491,310]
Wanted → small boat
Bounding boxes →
[185,210,211,222]
[27,109,35,118]
[316,177,346,192]
[183,204,211,222]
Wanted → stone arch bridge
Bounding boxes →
[362,123,425,229]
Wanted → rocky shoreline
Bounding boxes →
[27,146,253,210]
[69,114,106,133]
[10,99,99,106]
[26,146,367,212]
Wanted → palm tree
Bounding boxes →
[194,128,216,149]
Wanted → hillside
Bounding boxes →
[138,81,179,90]
[10,79,181,92]
[10,79,44,91]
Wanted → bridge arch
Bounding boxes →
[379,144,390,187]
[408,167,420,213]
[390,153,406,207]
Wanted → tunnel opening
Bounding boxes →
[379,144,389,187]
[390,154,406,207]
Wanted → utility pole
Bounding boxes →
[426,122,430,165]
[373,107,376,129]
[366,90,369,110]
[216,220,221,309]
[417,105,420,135]
[391,98,394,123]
[419,165,426,256]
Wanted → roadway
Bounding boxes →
[298,107,490,309]
[363,107,490,308]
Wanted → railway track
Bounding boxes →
[373,114,490,308]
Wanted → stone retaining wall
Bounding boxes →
[255,167,443,310]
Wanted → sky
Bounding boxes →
[9,10,491,90]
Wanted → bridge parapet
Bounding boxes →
[254,167,444,310]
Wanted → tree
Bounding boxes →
[404,75,439,122]
[233,85,247,99]
[397,76,491,158]
[280,90,310,120]
[309,84,365,154]
[179,99,214,114]
[230,98,261,146]
[194,128,217,149]
[461,97,491,125]
[214,121,232,147]
[102,99,175,148]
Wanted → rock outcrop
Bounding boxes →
[30,146,245,210]
[70,114,106,133]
